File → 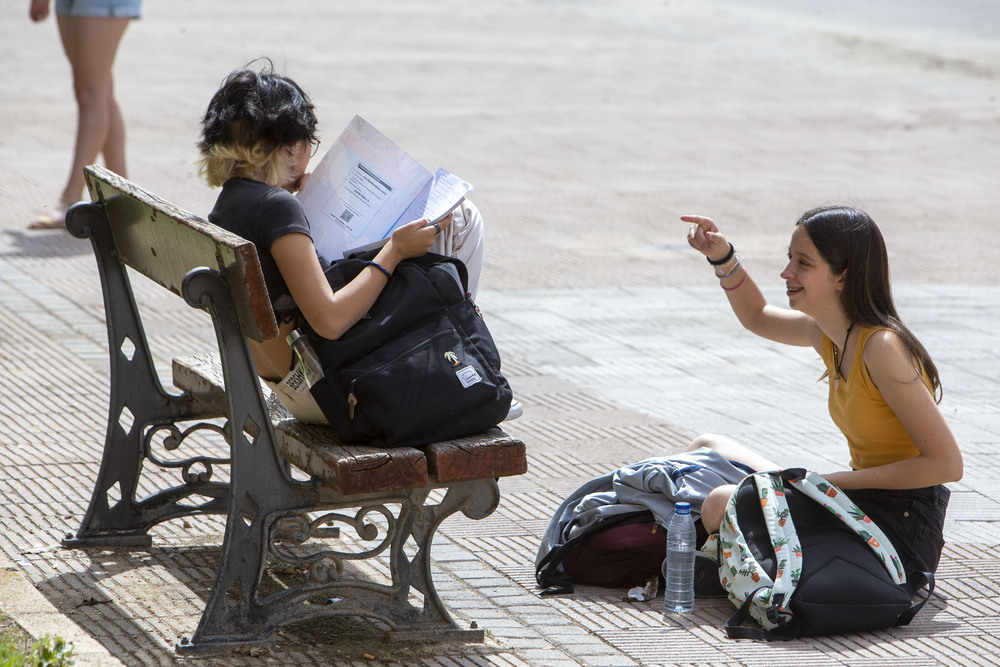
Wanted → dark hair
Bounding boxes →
[796,206,941,401]
[199,58,317,154]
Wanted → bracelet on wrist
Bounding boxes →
[707,242,735,266]
[715,257,742,280]
[722,272,748,292]
[366,260,392,279]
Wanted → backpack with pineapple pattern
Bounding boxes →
[701,469,935,640]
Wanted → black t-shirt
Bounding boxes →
[208,178,328,321]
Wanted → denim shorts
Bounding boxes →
[55,0,141,18]
[845,485,951,574]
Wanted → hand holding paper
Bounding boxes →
[296,115,473,260]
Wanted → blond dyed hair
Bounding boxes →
[197,139,295,189]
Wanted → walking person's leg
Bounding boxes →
[31,13,131,228]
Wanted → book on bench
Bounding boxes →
[297,115,473,260]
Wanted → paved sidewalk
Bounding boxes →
[1,1,999,665]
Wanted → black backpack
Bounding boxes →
[306,251,512,447]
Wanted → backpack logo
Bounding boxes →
[444,351,460,366]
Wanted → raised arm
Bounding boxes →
[683,215,820,350]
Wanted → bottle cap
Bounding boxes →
[286,329,304,346]
[675,502,691,515]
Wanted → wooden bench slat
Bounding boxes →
[424,431,527,482]
[276,421,428,494]
[171,354,229,410]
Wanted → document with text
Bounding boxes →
[297,115,473,259]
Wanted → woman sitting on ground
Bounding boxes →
[683,206,962,575]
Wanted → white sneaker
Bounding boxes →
[504,398,523,421]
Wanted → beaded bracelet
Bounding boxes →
[366,260,392,279]
[707,242,735,266]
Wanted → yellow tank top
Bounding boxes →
[822,326,929,470]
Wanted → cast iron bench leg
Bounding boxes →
[63,203,227,547]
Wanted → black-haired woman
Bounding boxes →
[197,61,486,422]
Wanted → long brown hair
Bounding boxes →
[797,206,942,402]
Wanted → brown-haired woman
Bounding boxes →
[684,206,962,576]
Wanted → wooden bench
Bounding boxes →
[61,164,527,654]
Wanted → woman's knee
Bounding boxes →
[433,199,484,299]
[72,77,114,108]
[686,433,728,452]
[686,433,776,472]
[701,484,736,533]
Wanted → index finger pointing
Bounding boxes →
[680,215,711,225]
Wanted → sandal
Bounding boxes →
[28,201,69,230]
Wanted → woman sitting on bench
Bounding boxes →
[196,59,487,423]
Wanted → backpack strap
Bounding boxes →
[897,571,936,625]
[723,590,797,641]
[721,472,805,643]
[753,472,801,620]
[781,469,906,585]
[718,472,802,632]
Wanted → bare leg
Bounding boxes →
[687,433,779,532]
[101,81,128,176]
[31,14,131,228]
[686,433,779,472]
[59,13,131,199]
[700,485,737,533]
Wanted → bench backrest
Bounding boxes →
[83,165,278,342]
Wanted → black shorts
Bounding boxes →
[844,485,951,575]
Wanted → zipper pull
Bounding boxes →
[348,380,357,420]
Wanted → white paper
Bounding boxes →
[399,167,474,226]
[297,115,472,260]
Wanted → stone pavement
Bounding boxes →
[1,0,999,664]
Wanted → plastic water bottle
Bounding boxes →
[664,502,696,613]
[286,329,324,388]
